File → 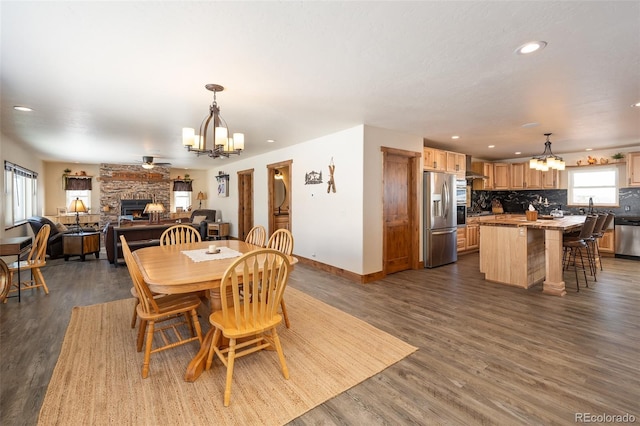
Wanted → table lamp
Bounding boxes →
[196,191,207,209]
[68,198,88,232]
[143,202,165,224]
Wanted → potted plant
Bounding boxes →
[63,168,71,176]
[183,173,191,181]
[612,153,625,162]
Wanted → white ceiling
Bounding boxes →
[2,1,639,170]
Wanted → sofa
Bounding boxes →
[188,209,217,240]
[27,216,96,259]
[103,221,175,265]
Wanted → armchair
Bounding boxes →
[26,216,95,259]
[189,209,216,240]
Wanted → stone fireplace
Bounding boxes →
[99,164,171,226]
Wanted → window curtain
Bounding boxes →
[65,177,92,190]
[172,180,193,192]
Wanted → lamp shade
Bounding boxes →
[196,191,207,201]
[143,203,165,214]
[68,198,87,213]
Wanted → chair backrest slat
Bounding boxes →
[266,229,294,255]
[245,225,266,247]
[592,214,608,236]
[28,224,51,263]
[160,224,201,246]
[219,249,290,332]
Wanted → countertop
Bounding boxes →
[479,215,586,231]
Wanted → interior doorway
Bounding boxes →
[237,169,254,241]
[382,147,420,274]
[267,160,292,237]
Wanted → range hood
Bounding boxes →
[465,155,487,180]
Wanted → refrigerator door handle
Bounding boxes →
[442,180,449,219]
[431,228,457,235]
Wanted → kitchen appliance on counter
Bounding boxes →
[424,172,457,268]
[615,216,640,260]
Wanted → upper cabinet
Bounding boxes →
[627,152,640,187]
[423,147,464,176]
[492,163,510,190]
[471,161,558,191]
[446,151,466,179]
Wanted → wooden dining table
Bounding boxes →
[132,239,297,381]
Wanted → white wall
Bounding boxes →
[203,124,423,276]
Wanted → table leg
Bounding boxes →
[543,229,567,296]
[185,329,215,382]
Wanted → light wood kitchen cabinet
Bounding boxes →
[493,163,510,190]
[510,162,526,190]
[526,167,543,189]
[541,168,558,188]
[627,152,640,187]
[466,223,480,250]
[446,151,466,179]
[471,162,494,190]
[423,147,446,171]
[598,229,615,254]
[457,226,466,252]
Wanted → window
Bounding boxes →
[567,166,618,207]
[4,161,38,227]
[65,190,91,212]
[174,191,192,212]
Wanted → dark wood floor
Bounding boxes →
[1,252,639,425]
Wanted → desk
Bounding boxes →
[0,236,33,302]
[133,240,297,381]
[479,215,585,296]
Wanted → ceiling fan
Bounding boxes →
[138,156,171,169]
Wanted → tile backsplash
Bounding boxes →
[471,188,640,216]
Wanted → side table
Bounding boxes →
[63,232,100,261]
[207,222,230,240]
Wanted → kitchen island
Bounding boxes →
[479,215,586,296]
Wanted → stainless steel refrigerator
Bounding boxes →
[424,171,458,268]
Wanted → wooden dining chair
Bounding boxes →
[0,259,10,303]
[267,229,294,328]
[245,225,266,247]
[206,248,291,406]
[120,235,203,378]
[7,224,51,297]
[160,224,202,246]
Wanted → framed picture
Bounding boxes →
[57,207,67,215]
[217,175,229,197]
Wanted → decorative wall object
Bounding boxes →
[305,170,322,185]
[326,158,336,193]
[216,173,229,197]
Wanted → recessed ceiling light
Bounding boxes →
[451,135,460,140]
[632,102,640,107]
[521,122,539,128]
[515,152,522,155]
[267,139,275,143]
[515,41,547,55]
[13,106,33,112]
[488,145,495,149]
[586,148,593,151]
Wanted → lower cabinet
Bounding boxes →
[598,229,615,254]
[466,223,480,250]
[457,226,466,252]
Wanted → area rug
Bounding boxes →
[38,287,417,425]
